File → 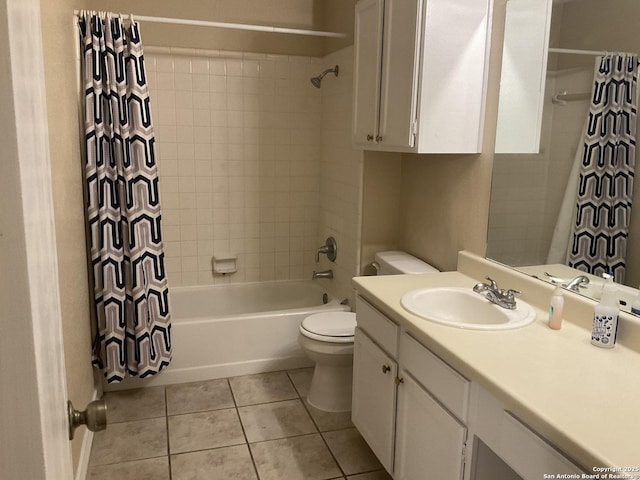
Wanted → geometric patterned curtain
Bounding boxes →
[78,12,171,383]
[568,53,639,284]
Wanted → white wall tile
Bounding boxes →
[148,48,328,287]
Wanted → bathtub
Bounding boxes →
[104,280,350,391]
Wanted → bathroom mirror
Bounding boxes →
[487,0,640,311]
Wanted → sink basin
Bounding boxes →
[401,287,537,330]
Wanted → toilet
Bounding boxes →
[298,251,439,412]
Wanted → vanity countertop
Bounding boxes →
[352,259,640,471]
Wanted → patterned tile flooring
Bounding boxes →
[87,368,392,480]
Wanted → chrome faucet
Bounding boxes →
[312,270,333,280]
[544,272,589,292]
[473,276,519,310]
[565,275,589,292]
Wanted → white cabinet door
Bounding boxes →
[394,372,467,480]
[352,0,384,147]
[495,0,553,153]
[352,0,490,153]
[352,327,397,473]
[378,0,421,149]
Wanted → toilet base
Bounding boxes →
[307,362,353,413]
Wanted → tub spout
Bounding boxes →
[312,270,333,280]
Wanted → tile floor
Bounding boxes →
[88,368,392,480]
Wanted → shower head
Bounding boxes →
[310,65,339,88]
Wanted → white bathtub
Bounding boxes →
[104,280,350,391]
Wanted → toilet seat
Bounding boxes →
[299,312,356,343]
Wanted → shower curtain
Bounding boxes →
[563,53,639,282]
[79,12,172,382]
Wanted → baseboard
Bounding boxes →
[74,388,99,480]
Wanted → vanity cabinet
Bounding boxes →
[352,327,397,471]
[352,0,491,153]
[353,296,469,478]
[353,294,586,480]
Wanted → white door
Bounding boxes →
[394,372,467,480]
[0,0,73,478]
[351,327,397,473]
[352,0,384,146]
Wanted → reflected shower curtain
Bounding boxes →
[79,12,171,382]
[566,54,639,282]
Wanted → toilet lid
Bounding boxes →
[300,312,356,342]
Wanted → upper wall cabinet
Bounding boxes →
[494,0,552,153]
[352,0,492,154]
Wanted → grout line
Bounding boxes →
[319,430,347,479]
[170,440,249,457]
[282,370,353,479]
[228,376,262,480]
[164,386,173,480]
[88,453,170,469]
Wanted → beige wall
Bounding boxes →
[85,0,329,56]
[557,0,640,70]
[361,151,402,272]
[40,0,95,475]
[322,0,356,55]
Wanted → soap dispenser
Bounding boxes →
[548,286,564,330]
[591,277,619,348]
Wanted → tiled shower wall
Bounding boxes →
[145,47,324,286]
[318,46,363,304]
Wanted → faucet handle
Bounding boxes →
[484,276,498,290]
[504,289,520,300]
[315,236,337,262]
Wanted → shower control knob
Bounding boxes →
[366,134,374,141]
[381,364,391,374]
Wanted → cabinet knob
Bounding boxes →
[382,364,391,374]
[376,135,382,143]
[366,134,374,141]
[395,376,404,386]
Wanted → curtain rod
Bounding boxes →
[74,11,347,39]
[549,47,607,56]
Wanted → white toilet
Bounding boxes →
[298,251,439,412]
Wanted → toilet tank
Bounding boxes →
[374,251,439,275]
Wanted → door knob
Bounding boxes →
[366,134,374,141]
[68,399,107,440]
[382,364,391,374]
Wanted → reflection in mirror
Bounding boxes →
[488,0,640,311]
